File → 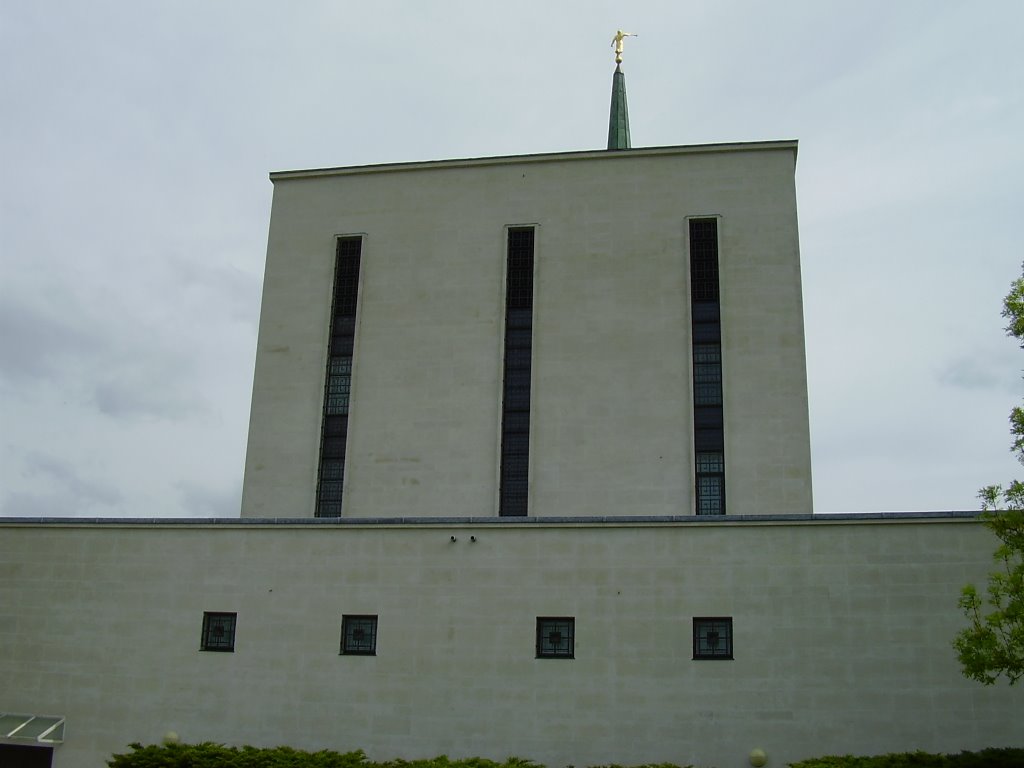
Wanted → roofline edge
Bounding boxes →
[269,140,800,181]
[0,510,982,529]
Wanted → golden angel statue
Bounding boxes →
[611,30,636,64]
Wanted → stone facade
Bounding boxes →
[0,516,1018,768]
[241,143,812,519]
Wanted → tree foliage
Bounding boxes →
[954,500,1024,684]
[953,268,1024,685]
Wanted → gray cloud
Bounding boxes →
[937,345,1020,393]
[938,359,1010,392]
[176,480,243,518]
[161,255,263,329]
[3,452,123,517]
[0,291,209,421]
[0,296,96,384]
[93,378,203,420]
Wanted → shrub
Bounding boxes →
[788,748,1024,768]
[107,745,692,768]
[107,743,377,768]
[109,744,1024,768]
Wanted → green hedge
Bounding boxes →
[788,748,1024,768]
[108,744,1024,768]
[108,743,371,768]
[106,745,692,768]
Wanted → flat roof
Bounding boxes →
[270,139,799,181]
[0,511,981,530]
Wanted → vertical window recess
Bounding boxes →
[500,227,535,517]
[689,219,725,515]
[316,236,362,518]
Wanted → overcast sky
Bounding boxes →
[2,1,1023,518]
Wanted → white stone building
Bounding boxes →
[1,67,1019,768]
[241,140,812,521]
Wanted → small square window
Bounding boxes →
[201,612,236,652]
[341,615,377,655]
[693,617,732,660]
[536,617,574,659]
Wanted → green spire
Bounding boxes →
[607,63,631,150]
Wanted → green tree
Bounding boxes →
[953,269,1024,685]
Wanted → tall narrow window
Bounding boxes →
[316,236,362,518]
[500,227,534,517]
[689,219,725,515]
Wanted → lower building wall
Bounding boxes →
[0,516,1018,768]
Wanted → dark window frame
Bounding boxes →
[693,616,733,660]
[499,226,535,517]
[340,614,378,656]
[536,616,575,659]
[689,218,726,515]
[200,611,237,652]
[316,236,363,518]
